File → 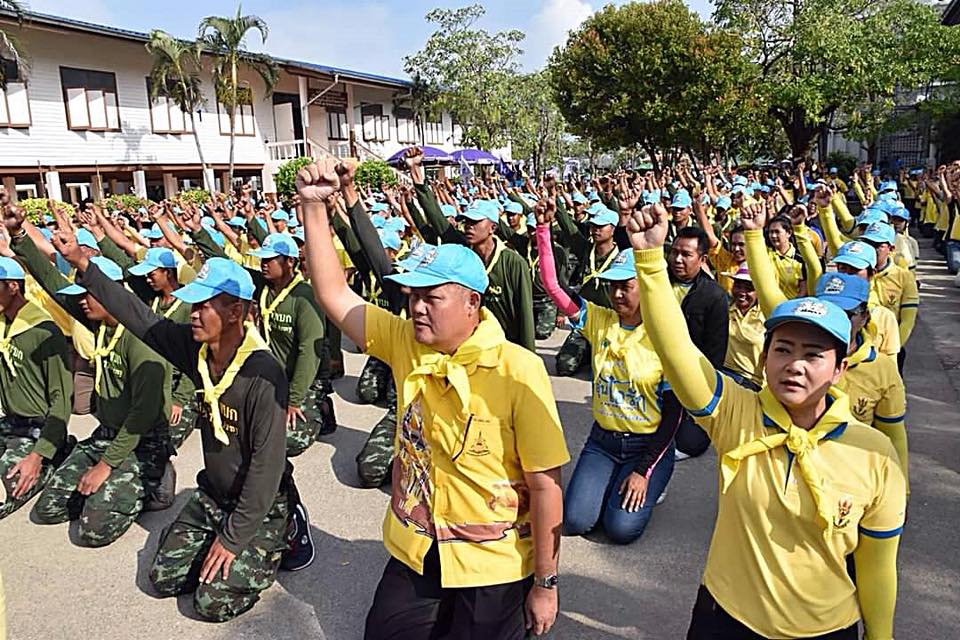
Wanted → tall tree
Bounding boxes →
[146,30,211,190]
[403,4,524,150]
[714,0,956,158]
[509,71,566,176]
[199,7,278,185]
[548,0,759,173]
[0,0,26,87]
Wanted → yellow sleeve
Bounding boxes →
[513,356,571,472]
[363,303,410,366]
[794,224,823,295]
[854,535,900,640]
[833,192,857,237]
[898,272,919,345]
[854,181,868,205]
[868,307,902,357]
[817,205,846,258]
[744,229,787,317]
[873,357,908,493]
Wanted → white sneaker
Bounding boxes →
[655,489,667,506]
[674,450,692,462]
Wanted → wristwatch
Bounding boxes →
[533,574,559,589]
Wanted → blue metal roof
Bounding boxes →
[0,9,411,87]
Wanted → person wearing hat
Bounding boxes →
[664,188,696,248]
[405,148,536,352]
[762,212,807,300]
[626,201,905,640]
[826,167,848,195]
[298,159,569,638]
[722,266,765,389]
[0,256,73,520]
[7,211,173,545]
[888,204,919,272]
[58,249,292,622]
[270,209,291,234]
[534,198,679,545]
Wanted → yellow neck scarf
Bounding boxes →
[721,386,850,535]
[583,246,619,285]
[483,237,506,275]
[196,322,270,445]
[401,309,505,418]
[151,297,184,319]
[93,324,125,394]
[259,273,304,345]
[0,301,53,377]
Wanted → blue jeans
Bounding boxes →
[563,423,675,544]
[946,240,960,274]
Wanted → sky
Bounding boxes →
[22,0,714,79]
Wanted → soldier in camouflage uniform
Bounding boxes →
[11,224,172,546]
[357,356,392,407]
[355,382,397,487]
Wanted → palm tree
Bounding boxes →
[146,30,211,190]
[0,0,26,88]
[199,7,278,186]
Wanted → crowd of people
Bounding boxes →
[0,148,955,638]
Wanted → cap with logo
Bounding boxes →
[378,230,402,252]
[395,243,436,272]
[671,189,692,209]
[715,195,733,210]
[0,256,26,280]
[859,221,896,246]
[247,233,299,259]
[505,201,524,215]
[385,244,488,293]
[128,247,178,276]
[597,250,636,282]
[764,297,851,348]
[588,207,618,227]
[173,257,255,303]
[831,241,877,271]
[855,208,887,228]
[459,200,500,224]
[57,256,123,295]
[815,273,869,311]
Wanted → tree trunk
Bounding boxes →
[642,141,660,176]
[189,113,212,192]
[228,60,237,186]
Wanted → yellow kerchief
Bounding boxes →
[0,301,52,376]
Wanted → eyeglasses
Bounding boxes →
[451,414,474,462]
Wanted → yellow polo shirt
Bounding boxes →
[575,301,666,434]
[25,275,95,359]
[708,245,741,293]
[769,247,804,300]
[364,305,570,588]
[839,335,906,429]
[866,304,901,357]
[870,261,919,344]
[894,233,918,270]
[690,381,906,638]
[724,304,765,386]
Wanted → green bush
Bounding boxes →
[825,151,858,179]
[102,194,152,212]
[275,157,313,200]
[17,198,73,224]
[355,159,398,191]
[179,189,211,206]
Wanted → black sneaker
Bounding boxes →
[317,395,338,437]
[280,502,315,571]
[144,460,177,512]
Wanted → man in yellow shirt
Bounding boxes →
[298,159,569,638]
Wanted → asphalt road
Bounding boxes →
[2,257,958,640]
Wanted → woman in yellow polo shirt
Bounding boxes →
[764,214,806,299]
[534,199,679,545]
[628,203,905,640]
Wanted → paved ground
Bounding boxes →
[2,257,959,640]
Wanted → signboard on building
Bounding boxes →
[309,88,348,110]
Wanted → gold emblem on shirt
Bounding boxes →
[467,431,490,457]
[834,495,854,529]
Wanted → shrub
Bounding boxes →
[355,158,398,191]
[275,157,313,200]
[178,189,212,206]
[825,151,858,179]
[102,194,152,212]
[17,198,74,224]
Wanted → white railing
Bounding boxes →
[266,140,306,161]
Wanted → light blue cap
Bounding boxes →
[572,193,588,204]
[206,229,226,248]
[860,221,896,246]
[877,191,898,202]
[505,201,524,215]
[890,205,910,221]
[765,297,851,348]
[39,228,54,241]
[288,216,300,228]
[292,228,305,244]
[385,244,488,293]
[137,207,148,215]
[42,214,55,225]
[57,256,122,295]
[588,208,618,227]
[128,247,178,276]
[597,249,635,282]
[248,232,299,259]
[871,169,881,177]
[526,213,537,228]
[587,191,601,203]
[855,208,887,227]
[829,167,838,174]
[370,203,389,214]
[384,217,408,232]
[378,230,402,252]
[173,257,255,303]
[879,180,898,193]
[733,175,748,187]
[141,224,163,240]
[271,210,290,222]
[459,201,499,224]
[0,256,25,280]
[227,216,246,227]
[643,189,661,205]
[456,197,469,207]
[201,216,215,228]
[815,273,869,311]
[831,241,877,270]
[395,243,436,272]
[440,204,457,218]
[715,195,732,210]
[371,216,387,229]
[76,229,99,250]
[731,185,751,197]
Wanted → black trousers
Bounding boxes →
[686,586,859,640]
[364,544,533,640]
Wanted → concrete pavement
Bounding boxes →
[1,257,959,639]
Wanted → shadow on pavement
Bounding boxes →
[313,424,377,489]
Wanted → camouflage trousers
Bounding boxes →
[556,330,592,377]
[33,433,167,547]
[356,380,397,488]
[534,298,558,340]
[0,432,56,520]
[149,487,288,623]
[170,401,199,450]
[357,357,392,407]
[286,383,332,458]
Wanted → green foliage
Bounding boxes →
[102,194,151,212]
[17,198,72,224]
[403,4,525,150]
[276,157,313,199]
[355,159,398,191]
[825,151,858,179]
[178,189,211,205]
[509,71,566,175]
[548,0,762,171]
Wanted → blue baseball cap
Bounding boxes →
[733,175,748,187]
[371,215,387,229]
[643,189,661,205]
[877,191,899,203]
[384,216,408,232]
[731,185,752,197]
[76,229,99,250]
[141,224,164,240]
[57,256,123,295]
[715,195,733,210]
[206,228,226,248]
[173,257,255,303]
[505,201,524,215]
[459,201,499,224]
[671,190,692,209]
[855,208,887,228]
[370,203,389,214]
[829,167,838,174]
[42,214,55,225]
[291,228,305,244]
[572,193,588,205]
[831,241,877,271]
[587,191,601,203]
[588,208,618,227]
[815,273,869,311]
[385,244,488,293]
[379,230,402,252]
[271,210,290,222]
[597,249,635,281]
[201,216,215,228]
[128,247,178,276]
[0,256,25,280]
[440,204,458,218]
[248,233,299,259]
[879,180,898,193]
[765,297,851,348]
[526,213,537,228]
[227,216,246,228]
[395,243,436,272]
[860,221,896,246]
[890,205,910,221]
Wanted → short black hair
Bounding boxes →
[674,226,709,255]
[762,331,846,369]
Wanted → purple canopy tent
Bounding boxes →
[451,148,500,165]
[387,145,454,166]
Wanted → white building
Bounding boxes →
[0,10,469,203]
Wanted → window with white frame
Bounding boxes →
[217,88,255,136]
[145,78,194,134]
[361,103,390,142]
[60,67,120,131]
[327,108,348,141]
[396,106,417,144]
[424,117,444,145]
[0,57,30,128]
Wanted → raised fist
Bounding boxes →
[335,158,359,189]
[626,203,668,251]
[403,147,424,170]
[739,202,767,231]
[296,157,341,204]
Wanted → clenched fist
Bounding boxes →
[296,157,342,204]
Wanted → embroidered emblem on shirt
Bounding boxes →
[834,495,854,529]
[467,431,490,457]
